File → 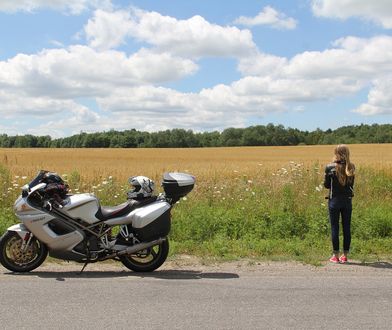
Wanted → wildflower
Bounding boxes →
[108,176,113,180]
[247,180,253,184]
[13,183,19,187]
[15,176,20,179]
[92,186,97,189]
[182,197,188,201]
[102,181,108,185]
[252,192,256,196]
[22,176,27,180]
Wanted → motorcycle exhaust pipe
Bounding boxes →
[101,238,166,260]
[118,237,166,256]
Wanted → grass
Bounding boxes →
[1,145,392,264]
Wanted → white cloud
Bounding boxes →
[85,9,256,57]
[354,77,392,115]
[3,34,392,134]
[0,89,93,118]
[238,53,288,76]
[0,46,197,98]
[234,6,297,30]
[96,86,247,132]
[0,0,112,15]
[239,36,392,82]
[1,3,392,136]
[27,107,102,138]
[85,9,134,50]
[312,0,392,29]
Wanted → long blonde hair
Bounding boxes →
[333,144,355,186]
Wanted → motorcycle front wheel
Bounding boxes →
[120,239,169,272]
[0,231,48,272]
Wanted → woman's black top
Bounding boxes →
[324,163,355,199]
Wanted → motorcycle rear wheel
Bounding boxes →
[120,239,169,272]
[0,231,48,272]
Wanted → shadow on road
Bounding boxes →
[5,269,240,281]
[346,261,392,269]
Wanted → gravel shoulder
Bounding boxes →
[2,255,392,277]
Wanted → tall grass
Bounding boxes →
[1,146,392,263]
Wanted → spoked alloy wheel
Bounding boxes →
[120,239,169,272]
[0,231,48,272]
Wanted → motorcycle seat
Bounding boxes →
[95,196,157,221]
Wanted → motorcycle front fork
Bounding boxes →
[21,232,33,252]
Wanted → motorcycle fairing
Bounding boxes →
[7,223,29,239]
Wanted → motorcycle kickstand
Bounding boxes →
[78,262,89,275]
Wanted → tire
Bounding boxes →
[120,239,169,272]
[0,231,48,272]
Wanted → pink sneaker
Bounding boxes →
[339,255,348,264]
[329,255,339,263]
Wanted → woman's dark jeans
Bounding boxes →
[328,197,352,253]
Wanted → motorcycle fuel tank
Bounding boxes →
[62,193,100,224]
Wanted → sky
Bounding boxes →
[0,0,392,137]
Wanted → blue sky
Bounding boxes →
[0,0,392,137]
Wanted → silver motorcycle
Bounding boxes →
[0,170,195,273]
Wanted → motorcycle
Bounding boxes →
[0,170,195,273]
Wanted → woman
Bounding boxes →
[324,145,355,264]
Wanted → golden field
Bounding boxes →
[1,144,391,183]
[1,145,392,261]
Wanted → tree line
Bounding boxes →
[1,124,392,148]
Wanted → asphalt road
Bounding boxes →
[1,259,392,329]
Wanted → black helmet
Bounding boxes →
[42,172,69,199]
[42,172,65,185]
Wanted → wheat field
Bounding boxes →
[1,144,391,183]
[1,145,392,261]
